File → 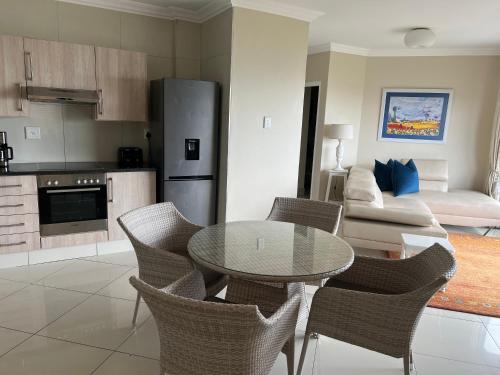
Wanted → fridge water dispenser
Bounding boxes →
[185,139,200,160]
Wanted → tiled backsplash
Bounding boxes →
[0,103,148,163]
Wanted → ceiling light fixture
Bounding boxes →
[404,28,436,48]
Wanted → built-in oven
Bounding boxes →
[38,174,108,236]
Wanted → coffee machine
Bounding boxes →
[0,131,14,172]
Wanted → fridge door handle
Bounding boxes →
[168,175,214,181]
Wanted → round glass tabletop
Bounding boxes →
[188,221,354,283]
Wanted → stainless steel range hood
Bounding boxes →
[26,86,99,104]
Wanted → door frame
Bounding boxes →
[304,81,322,201]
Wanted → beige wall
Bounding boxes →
[358,56,500,190]
[0,0,201,162]
[200,9,233,222]
[305,52,330,200]
[306,51,367,200]
[225,7,309,221]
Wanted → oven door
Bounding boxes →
[38,185,108,236]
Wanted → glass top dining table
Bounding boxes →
[188,221,355,283]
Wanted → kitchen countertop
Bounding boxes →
[0,162,157,176]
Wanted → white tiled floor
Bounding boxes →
[0,250,499,374]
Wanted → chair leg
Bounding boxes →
[297,331,311,375]
[285,336,295,375]
[403,353,411,375]
[132,291,141,326]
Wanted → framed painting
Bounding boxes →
[377,88,453,144]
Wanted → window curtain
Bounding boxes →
[487,89,500,200]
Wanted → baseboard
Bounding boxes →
[29,243,97,264]
[0,252,29,269]
[97,239,133,255]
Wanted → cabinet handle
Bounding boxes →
[0,241,27,248]
[98,89,103,115]
[0,223,25,229]
[24,52,33,81]
[107,177,114,203]
[0,204,24,209]
[17,83,24,111]
[0,184,22,189]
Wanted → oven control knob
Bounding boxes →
[54,180,59,186]
[83,179,88,184]
[89,179,94,184]
[47,181,52,186]
[95,179,100,184]
[77,179,81,184]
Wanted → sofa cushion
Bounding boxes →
[342,217,447,245]
[401,159,448,192]
[374,159,394,191]
[346,196,436,227]
[407,189,500,224]
[345,167,383,207]
[392,159,419,196]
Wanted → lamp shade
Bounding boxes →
[327,124,353,140]
[404,28,436,48]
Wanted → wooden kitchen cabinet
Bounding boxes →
[0,35,29,117]
[23,38,96,90]
[106,171,156,241]
[95,47,147,122]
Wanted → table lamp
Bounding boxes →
[327,124,353,171]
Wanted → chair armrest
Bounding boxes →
[160,270,206,301]
[257,292,301,354]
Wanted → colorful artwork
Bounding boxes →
[378,89,453,143]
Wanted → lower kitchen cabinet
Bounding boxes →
[0,232,40,255]
[106,171,156,241]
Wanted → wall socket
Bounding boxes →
[263,116,272,129]
[25,126,41,140]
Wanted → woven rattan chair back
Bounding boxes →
[267,197,342,234]
[130,271,298,375]
[118,202,202,289]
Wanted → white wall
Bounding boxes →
[358,56,500,190]
[225,7,309,221]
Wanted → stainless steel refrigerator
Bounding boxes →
[150,78,219,226]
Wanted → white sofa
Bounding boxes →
[342,159,500,253]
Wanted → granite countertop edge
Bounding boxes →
[0,163,157,176]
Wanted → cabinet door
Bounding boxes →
[107,172,156,241]
[95,47,147,122]
[24,38,96,90]
[0,35,28,117]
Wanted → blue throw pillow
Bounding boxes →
[374,159,394,191]
[392,159,419,196]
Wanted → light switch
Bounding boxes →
[263,116,272,129]
[25,126,41,140]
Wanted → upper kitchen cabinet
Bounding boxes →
[23,38,96,90]
[95,47,147,122]
[0,35,29,117]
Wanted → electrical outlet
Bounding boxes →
[25,126,41,140]
[263,116,272,129]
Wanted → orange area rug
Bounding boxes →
[428,232,500,317]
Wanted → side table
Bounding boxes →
[325,169,348,202]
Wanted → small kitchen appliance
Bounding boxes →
[0,131,14,172]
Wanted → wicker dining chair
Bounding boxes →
[118,202,228,325]
[130,270,301,375]
[297,244,456,375]
[225,197,343,317]
[267,197,343,234]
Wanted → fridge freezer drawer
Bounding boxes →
[164,179,216,227]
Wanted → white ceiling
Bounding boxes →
[280,0,500,54]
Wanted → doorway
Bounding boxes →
[297,85,319,199]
